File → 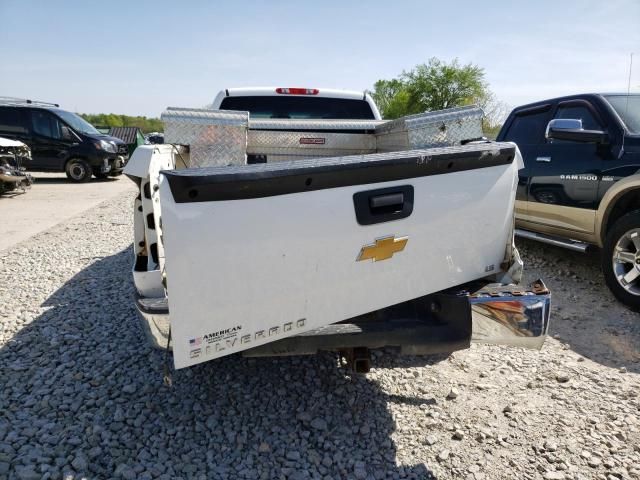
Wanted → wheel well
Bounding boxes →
[64,157,76,170]
[64,156,90,167]
[605,189,640,239]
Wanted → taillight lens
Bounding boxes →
[275,88,319,95]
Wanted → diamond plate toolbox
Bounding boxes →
[375,105,484,152]
[161,107,249,167]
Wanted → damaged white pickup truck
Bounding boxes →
[124,87,550,371]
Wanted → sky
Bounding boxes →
[1,0,638,118]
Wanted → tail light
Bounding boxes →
[275,88,319,95]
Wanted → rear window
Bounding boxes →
[218,96,375,120]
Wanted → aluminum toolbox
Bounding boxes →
[375,105,484,152]
[160,105,484,166]
[161,107,249,167]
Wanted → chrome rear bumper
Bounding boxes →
[469,280,550,350]
[134,280,550,353]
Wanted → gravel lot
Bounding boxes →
[0,173,133,253]
[0,190,639,480]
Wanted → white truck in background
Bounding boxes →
[124,87,551,372]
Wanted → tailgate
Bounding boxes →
[160,143,518,368]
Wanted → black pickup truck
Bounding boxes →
[498,93,640,309]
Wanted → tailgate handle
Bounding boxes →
[353,185,414,225]
[370,193,404,209]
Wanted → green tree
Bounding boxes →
[78,113,163,133]
[371,57,509,137]
[105,114,124,128]
[371,57,489,119]
[403,58,486,112]
[370,79,410,119]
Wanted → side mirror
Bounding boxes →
[545,118,609,144]
[61,125,75,141]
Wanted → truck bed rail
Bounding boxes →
[162,142,516,203]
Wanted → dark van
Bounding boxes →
[0,98,128,182]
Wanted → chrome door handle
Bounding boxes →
[536,156,551,163]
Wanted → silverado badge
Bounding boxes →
[357,236,408,262]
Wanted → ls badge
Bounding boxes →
[357,236,408,262]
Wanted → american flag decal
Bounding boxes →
[189,337,202,347]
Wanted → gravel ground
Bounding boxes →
[0,191,639,480]
[0,173,132,253]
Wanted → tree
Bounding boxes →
[477,91,511,139]
[370,79,411,120]
[370,57,509,137]
[78,113,163,133]
[371,57,489,119]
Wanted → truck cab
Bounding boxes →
[498,93,640,308]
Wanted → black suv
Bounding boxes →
[0,98,128,182]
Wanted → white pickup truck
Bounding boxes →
[124,87,550,371]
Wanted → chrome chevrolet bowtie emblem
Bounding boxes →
[357,236,408,262]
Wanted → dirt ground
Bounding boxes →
[0,173,135,252]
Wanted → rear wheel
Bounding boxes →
[65,159,92,183]
[602,210,640,310]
